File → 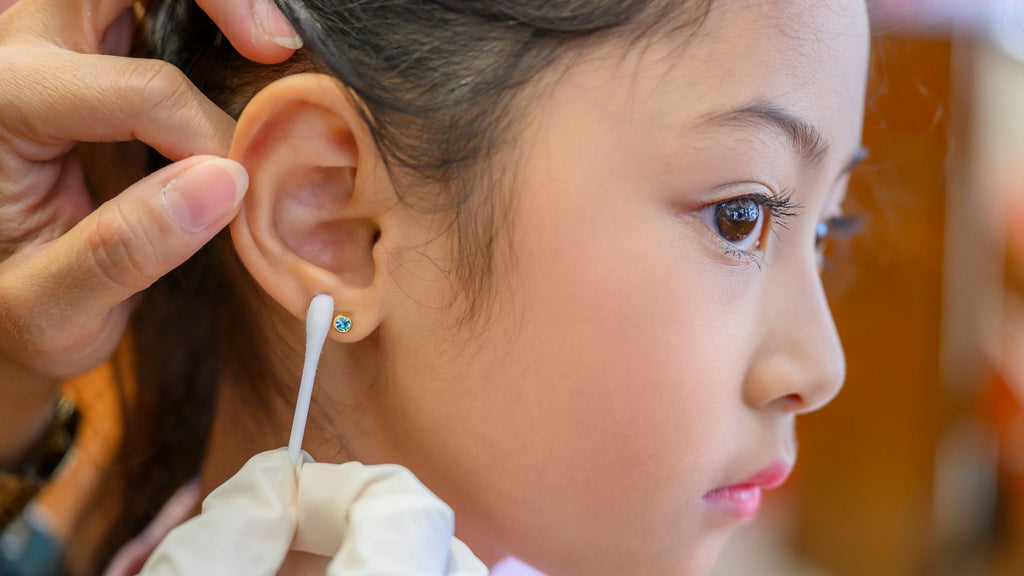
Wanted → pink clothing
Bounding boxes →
[491,558,549,576]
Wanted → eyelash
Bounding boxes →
[713,190,802,268]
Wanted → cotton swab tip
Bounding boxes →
[307,294,335,342]
[288,293,336,467]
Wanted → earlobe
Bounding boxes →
[227,73,389,339]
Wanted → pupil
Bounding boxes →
[715,198,760,243]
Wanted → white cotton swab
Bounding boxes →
[288,293,336,467]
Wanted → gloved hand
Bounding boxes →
[139,449,489,576]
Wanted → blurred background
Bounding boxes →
[713,1,1024,575]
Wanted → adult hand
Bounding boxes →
[0,0,297,460]
[0,0,240,379]
[0,0,300,61]
[195,0,302,64]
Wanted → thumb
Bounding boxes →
[60,155,247,318]
[0,156,246,375]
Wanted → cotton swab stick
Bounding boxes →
[288,294,335,467]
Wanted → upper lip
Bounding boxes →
[712,460,794,492]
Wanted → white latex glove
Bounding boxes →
[138,448,488,576]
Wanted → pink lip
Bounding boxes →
[702,462,793,520]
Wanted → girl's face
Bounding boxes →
[342,1,869,574]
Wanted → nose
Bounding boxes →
[743,267,846,415]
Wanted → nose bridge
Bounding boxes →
[745,261,846,414]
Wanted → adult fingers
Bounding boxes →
[2,0,135,51]
[0,156,246,374]
[195,0,300,64]
[0,49,233,161]
[61,155,247,318]
[31,0,302,61]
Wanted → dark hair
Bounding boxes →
[86,0,710,571]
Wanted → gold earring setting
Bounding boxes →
[333,314,353,333]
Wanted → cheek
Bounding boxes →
[367,161,761,571]
[496,194,744,510]
[412,184,757,568]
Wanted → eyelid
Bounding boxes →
[703,181,778,205]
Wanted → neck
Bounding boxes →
[198,313,365,496]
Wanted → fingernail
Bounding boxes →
[252,0,303,50]
[163,159,248,233]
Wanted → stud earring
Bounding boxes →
[333,314,353,333]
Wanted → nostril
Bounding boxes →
[773,393,806,414]
[743,357,816,413]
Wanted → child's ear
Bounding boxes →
[228,73,390,340]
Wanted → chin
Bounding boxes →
[670,526,737,576]
[463,512,737,576]
[556,534,733,576]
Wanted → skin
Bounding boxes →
[210,0,871,575]
[0,0,294,464]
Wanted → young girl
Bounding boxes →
[93,0,871,574]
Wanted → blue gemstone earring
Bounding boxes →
[333,314,353,334]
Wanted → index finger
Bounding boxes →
[1,49,233,160]
[196,0,300,64]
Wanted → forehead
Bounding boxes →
[546,0,870,165]
[679,0,870,122]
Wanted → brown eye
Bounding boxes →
[714,197,764,249]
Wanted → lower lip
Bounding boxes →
[702,463,792,520]
[701,485,763,520]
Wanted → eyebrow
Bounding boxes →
[842,146,870,176]
[699,101,866,169]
